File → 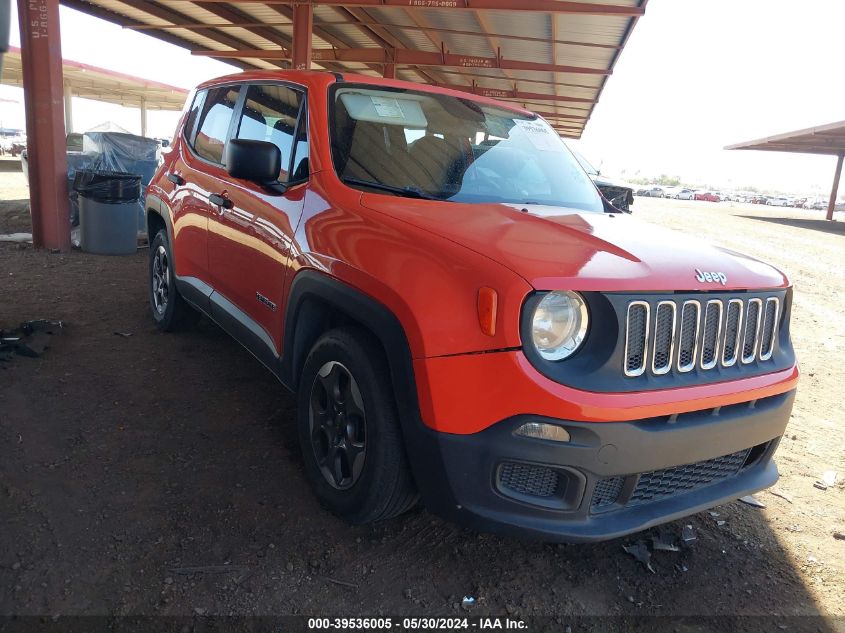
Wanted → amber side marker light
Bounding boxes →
[477,287,498,336]
[515,422,571,443]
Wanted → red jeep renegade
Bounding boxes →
[146,71,798,542]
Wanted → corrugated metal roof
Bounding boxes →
[60,0,648,137]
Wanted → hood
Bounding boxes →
[359,195,788,292]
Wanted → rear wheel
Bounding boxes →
[148,230,199,331]
[297,326,418,523]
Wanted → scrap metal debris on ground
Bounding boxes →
[815,471,838,491]
[739,495,767,509]
[623,525,696,574]
[0,232,32,244]
[0,320,64,361]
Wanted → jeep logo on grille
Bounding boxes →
[695,269,727,285]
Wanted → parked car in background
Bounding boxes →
[145,70,798,542]
[804,197,826,210]
[694,191,720,202]
[751,195,769,205]
[767,197,789,207]
[792,198,806,208]
[572,151,634,213]
[676,188,695,200]
[640,186,665,198]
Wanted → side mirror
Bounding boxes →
[225,139,286,192]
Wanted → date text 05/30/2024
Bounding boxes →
[308,617,528,630]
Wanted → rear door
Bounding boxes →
[207,82,309,362]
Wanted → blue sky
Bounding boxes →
[1,0,843,195]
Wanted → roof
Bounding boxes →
[726,120,845,156]
[2,46,189,110]
[59,0,648,137]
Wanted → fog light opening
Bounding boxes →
[515,422,571,443]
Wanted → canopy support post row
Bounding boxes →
[63,84,73,133]
[827,154,844,222]
[18,0,70,251]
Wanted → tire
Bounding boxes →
[297,326,418,524]
[148,230,200,331]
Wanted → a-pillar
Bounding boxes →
[292,3,312,70]
[826,154,843,221]
[18,0,70,250]
[63,84,73,133]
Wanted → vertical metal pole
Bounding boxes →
[63,84,73,133]
[18,0,70,250]
[291,3,312,70]
[826,154,844,221]
[140,98,148,137]
[383,63,396,79]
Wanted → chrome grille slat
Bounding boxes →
[651,301,677,375]
[623,294,781,377]
[624,302,650,377]
[700,300,723,370]
[676,300,700,373]
[759,297,779,360]
[742,298,763,364]
[721,299,744,367]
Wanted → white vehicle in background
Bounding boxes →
[662,186,681,199]
[803,197,826,210]
[675,188,696,200]
[766,196,789,207]
[642,186,665,198]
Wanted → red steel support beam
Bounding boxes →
[292,3,313,70]
[18,0,70,250]
[194,47,608,76]
[383,63,396,78]
[826,153,843,221]
[430,83,594,103]
[190,0,645,16]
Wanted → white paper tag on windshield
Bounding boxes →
[370,97,405,119]
[513,119,559,151]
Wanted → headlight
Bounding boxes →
[530,291,589,360]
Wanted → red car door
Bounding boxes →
[169,84,242,307]
[207,82,309,361]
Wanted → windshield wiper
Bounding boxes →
[341,176,444,201]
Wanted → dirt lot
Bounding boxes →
[1,156,844,629]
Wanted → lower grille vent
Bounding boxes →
[498,462,560,498]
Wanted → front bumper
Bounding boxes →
[404,390,795,542]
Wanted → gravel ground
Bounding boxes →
[1,158,843,629]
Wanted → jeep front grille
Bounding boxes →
[624,295,780,377]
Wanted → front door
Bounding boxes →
[207,82,309,361]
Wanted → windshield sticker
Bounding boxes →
[513,119,560,151]
[370,97,405,119]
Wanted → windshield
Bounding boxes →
[330,85,603,212]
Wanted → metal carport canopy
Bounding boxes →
[2,45,188,135]
[726,120,845,221]
[61,0,648,139]
[16,0,647,251]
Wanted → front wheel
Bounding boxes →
[297,327,418,524]
[148,231,199,331]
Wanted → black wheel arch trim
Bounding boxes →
[281,270,457,509]
[145,192,174,245]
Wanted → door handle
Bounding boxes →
[209,193,233,210]
[166,173,185,186]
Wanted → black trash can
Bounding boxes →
[73,170,142,255]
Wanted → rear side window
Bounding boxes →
[193,85,240,164]
[235,84,305,182]
[182,90,204,143]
